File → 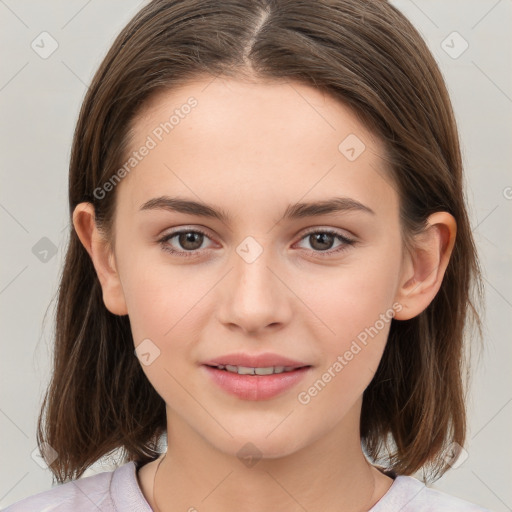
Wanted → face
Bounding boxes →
[105,76,407,459]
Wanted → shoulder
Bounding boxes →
[1,461,148,512]
[370,475,493,512]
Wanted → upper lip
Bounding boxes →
[202,352,311,368]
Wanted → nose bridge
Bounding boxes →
[233,234,278,302]
[219,234,289,332]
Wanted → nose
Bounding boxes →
[216,243,292,335]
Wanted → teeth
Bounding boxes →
[255,367,274,375]
[238,366,256,375]
[215,365,301,375]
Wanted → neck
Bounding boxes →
[150,401,392,512]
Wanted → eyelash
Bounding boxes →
[158,228,357,259]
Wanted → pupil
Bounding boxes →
[180,232,202,250]
[311,233,333,251]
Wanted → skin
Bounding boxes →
[73,76,456,512]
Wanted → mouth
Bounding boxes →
[201,363,313,401]
[204,363,311,375]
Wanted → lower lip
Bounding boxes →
[202,365,311,401]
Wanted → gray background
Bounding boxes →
[1,0,511,510]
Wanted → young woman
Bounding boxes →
[5,0,490,510]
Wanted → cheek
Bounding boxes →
[124,270,203,346]
[120,261,222,413]
[300,242,402,387]
[312,250,400,327]
[121,262,208,404]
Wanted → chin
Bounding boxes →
[209,428,307,463]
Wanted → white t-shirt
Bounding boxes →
[2,460,493,511]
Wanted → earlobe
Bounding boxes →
[72,202,128,316]
[393,212,456,321]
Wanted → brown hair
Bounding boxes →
[38,0,484,484]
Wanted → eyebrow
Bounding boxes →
[139,195,375,223]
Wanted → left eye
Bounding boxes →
[158,229,356,258]
[296,230,356,255]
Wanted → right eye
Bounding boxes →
[158,228,215,257]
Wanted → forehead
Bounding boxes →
[133,76,374,151]
[118,76,396,218]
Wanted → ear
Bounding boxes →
[72,202,128,316]
[393,212,456,320]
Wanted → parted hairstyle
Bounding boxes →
[38,0,484,484]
